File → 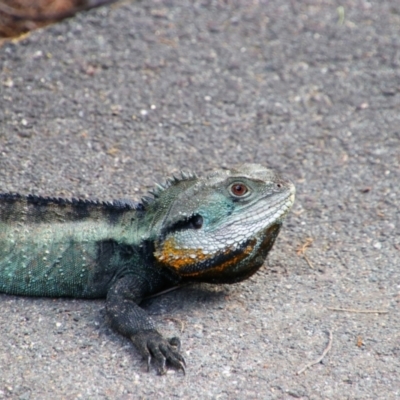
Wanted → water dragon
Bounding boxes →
[0,164,295,374]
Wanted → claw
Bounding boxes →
[177,353,186,371]
[158,357,167,375]
[181,356,187,368]
[179,360,186,375]
[147,355,152,372]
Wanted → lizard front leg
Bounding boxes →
[106,275,185,374]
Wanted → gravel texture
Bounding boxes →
[0,0,399,399]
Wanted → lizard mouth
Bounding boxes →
[154,223,282,284]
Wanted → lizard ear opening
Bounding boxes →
[190,214,203,229]
[165,214,203,234]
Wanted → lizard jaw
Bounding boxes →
[154,224,281,284]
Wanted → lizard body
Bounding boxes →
[0,164,295,373]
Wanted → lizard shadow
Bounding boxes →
[142,283,232,316]
[97,283,233,362]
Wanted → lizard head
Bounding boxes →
[150,164,295,284]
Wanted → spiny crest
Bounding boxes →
[0,193,139,211]
[141,170,197,206]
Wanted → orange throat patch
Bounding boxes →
[154,236,256,278]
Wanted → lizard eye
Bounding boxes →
[230,183,249,197]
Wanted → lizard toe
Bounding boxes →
[159,341,186,374]
[168,336,181,352]
[147,339,167,374]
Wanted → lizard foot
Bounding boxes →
[131,331,186,375]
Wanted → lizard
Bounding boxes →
[0,163,295,374]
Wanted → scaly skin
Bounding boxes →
[0,164,295,374]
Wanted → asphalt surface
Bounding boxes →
[0,0,399,399]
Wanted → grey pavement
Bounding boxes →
[0,0,399,398]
